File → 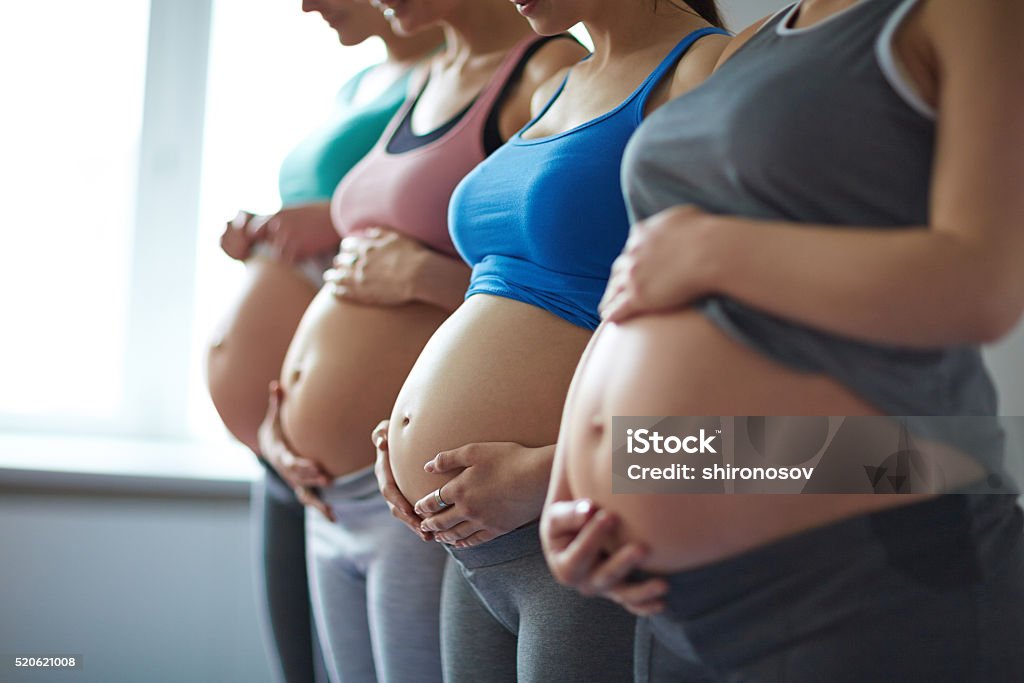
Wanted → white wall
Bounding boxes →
[0,485,271,683]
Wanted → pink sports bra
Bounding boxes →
[330,35,546,258]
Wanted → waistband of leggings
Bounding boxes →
[318,464,380,503]
[446,521,542,569]
[654,494,1016,599]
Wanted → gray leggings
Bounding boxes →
[251,466,328,683]
[636,495,1024,682]
[305,466,447,683]
[443,522,637,683]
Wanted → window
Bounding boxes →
[0,0,383,447]
[0,1,149,431]
[187,0,384,441]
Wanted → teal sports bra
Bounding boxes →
[277,66,410,206]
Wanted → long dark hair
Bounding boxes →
[654,0,725,29]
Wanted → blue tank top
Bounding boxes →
[277,66,410,205]
[449,28,729,330]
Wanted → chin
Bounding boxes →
[525,17,575,36]
[337,31,371,46]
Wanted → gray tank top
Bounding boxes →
[622,0,997,417]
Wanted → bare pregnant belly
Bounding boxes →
[206,256,317,452]
[280,287,448,477]
[387,295,592,505]
[563,309,931,573]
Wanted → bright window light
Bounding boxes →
[0,1,150,420]
[187,0,384,441]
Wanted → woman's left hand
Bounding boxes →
[599,204,723,323]
[324,227,430,306]
[412,442,555,548]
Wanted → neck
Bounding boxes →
[441,0,533,61]
[382,29,443,65]
[583,3,708,67]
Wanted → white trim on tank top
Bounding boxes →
[773,0,935,120]
[875,0,936,120]
[776,0,865,35]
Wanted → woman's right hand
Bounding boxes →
[257,381,335,522]
[541,499,668,616]
[372,419,432,541]
[251,203,338,264]
[220,210,258,261]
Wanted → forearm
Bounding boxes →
[411,250,471,312]
[708,216,1023,347]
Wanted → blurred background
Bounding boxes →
[1,1,1021,681]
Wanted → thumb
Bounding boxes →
[549,499,598,536]
[424,448,468,474]
[371,420,390,450]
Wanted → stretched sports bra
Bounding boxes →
[331,35,550,258]
[449,28,729,330]
[277,65,410,205]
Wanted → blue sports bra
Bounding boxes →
[449,27,729,330]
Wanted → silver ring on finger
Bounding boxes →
[434,487,451,509]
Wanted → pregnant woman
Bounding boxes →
[374,0,729,680]
[257,0,586,680]
[205,2,438,680]
[542,0,1024,680]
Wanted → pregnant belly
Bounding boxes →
[206,256,317,453]
[387,295,593,505]
[279,287,448,477]
[563,308,931,573]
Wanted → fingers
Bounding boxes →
[601,290,639,324]
[248,213,272,239]
[260,382,330,488]
[554,510,620,588]
[453,529,499,549]
[419,504,468,533]
[585,543,648,595]
[372,430,431,541]
[599,257,629,315]
[384,484,431,541]
[423,448,471,474]
[371,420,390,450]
[544,499,598,541]
[605,577,669,616]
[232,210,255,230]
[413,483,457,517]
[296,486,336,523]
[220,217,253,260]
[433,519,484,544]
[285,456,331,488]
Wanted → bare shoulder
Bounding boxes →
[714,14,774,71]
[669,32,731,99]
[920,0,1023,66]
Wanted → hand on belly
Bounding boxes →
[408,442,556,548]
[540,499,668,616]
[257,381,335,522]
